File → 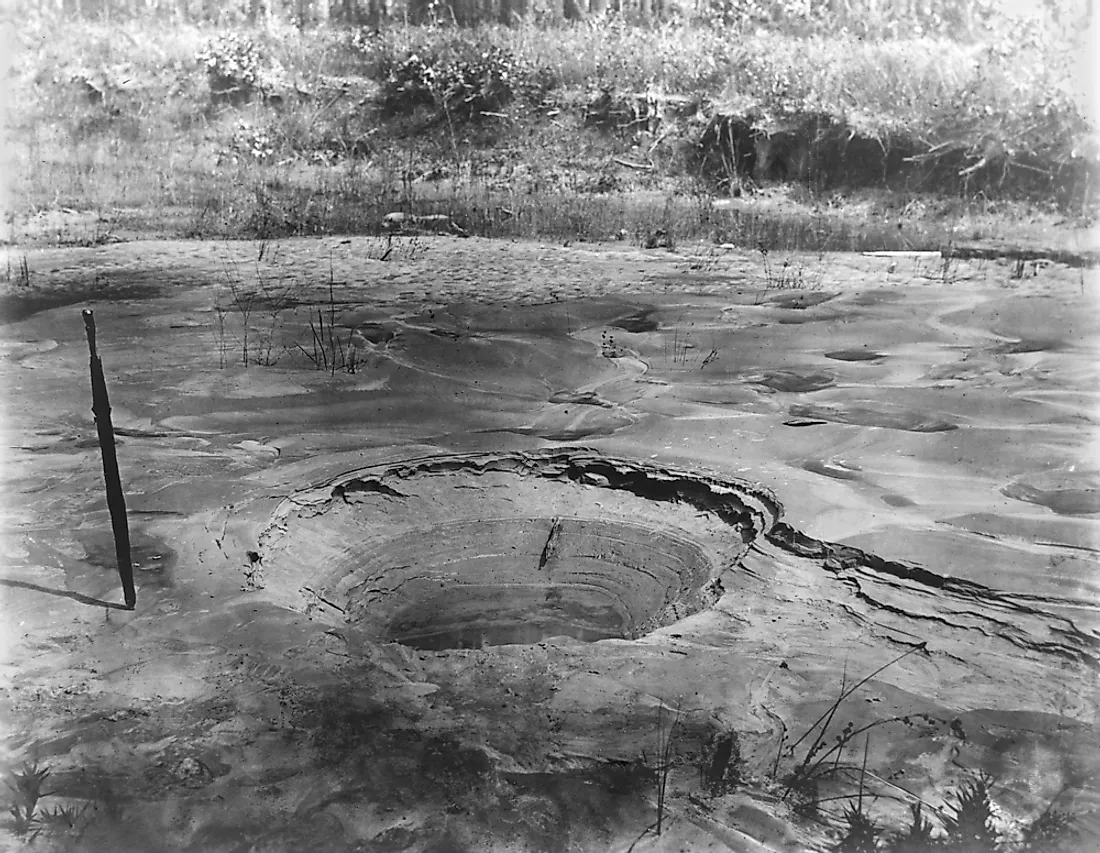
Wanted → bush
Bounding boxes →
[435,45,535,115]
[197,33,263,105]
[379,42,541,120]
[380,53,439,114]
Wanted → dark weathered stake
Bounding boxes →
[82,309,136,610]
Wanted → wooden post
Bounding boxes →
[82,310,136,610]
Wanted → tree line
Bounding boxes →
[34,0,1095,31]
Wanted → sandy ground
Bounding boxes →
[0,236,1098,852]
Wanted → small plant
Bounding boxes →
[629,697,686,848]
[4,762,131,844]
[827,772,1083,853]
[600,329,619,358]
[5,254,31,287]
[833,735,882,853]
[758,243,825,294]
[214,256,296,368]
[883,802,937,852]
[686,245,726,273]
[641,199,677,251]
[5,761,51,841]
[293,265,365,376]
[836,802,882,853]
[640,199,679,251]
[38,801,95,838]
[648,698,683,837]
[1019,803,1079,851]
[773,645,928,803]
[363,233,427,263]
[664,314,709,366]
[7,802,41,841]
[213,302,230,370]
[940,773,999,852]
[298,303,356,375]
[939,246,959,286]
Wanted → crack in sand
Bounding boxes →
[772,525,1100,670]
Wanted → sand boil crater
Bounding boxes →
[258,447,780,650]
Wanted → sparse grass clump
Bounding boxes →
[836,801,882,853]
[883,802,937,853]
[5,761,51,841]
[4,760,116,845]
[769,649,1085,853]
[1019,805,1081,851]
[940,773,1000,852]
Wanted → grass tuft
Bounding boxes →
[835,802,882,853]
[882,802,937,853]
[940,773,999,853]
[4,761,51,841]
[775,645,929,801]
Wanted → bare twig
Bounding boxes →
[613,156,654,171]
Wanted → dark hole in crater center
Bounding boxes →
[354,517,714,651]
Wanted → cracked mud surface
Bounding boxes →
[1,236,1099,851]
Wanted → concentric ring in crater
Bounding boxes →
[259,448,781,650]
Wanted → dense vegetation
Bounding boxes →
[5,0,1096,246]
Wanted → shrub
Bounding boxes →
[380,53,439,115]
[435,45,535,116]
[380,43,539,120]
[197,33,263,105]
